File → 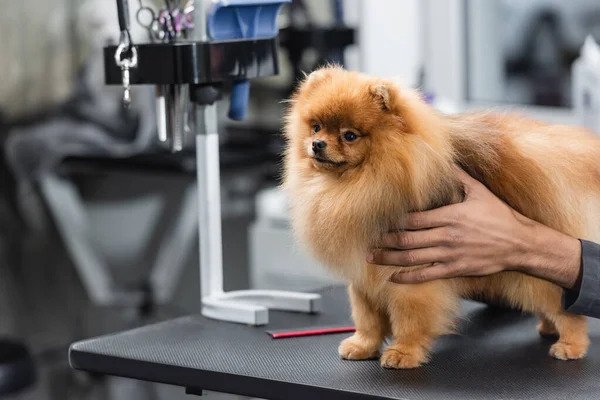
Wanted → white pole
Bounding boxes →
[194,0,224,299]
[196,110,224,298]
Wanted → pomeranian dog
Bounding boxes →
[281,65,596,369]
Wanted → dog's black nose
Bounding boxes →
[312,140,327,153]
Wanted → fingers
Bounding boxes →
[400,167,486,230]
[390,263,505,284]
[452,165,489,199]
[389,264,454,284]
[403,205,460,230]
[379,228,449,250]
[452,165,476,186]
[369,247,452,267]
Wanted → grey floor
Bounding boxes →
[0,171,265,400]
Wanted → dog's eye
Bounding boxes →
[312,124,321,134]
[343,131,357,142]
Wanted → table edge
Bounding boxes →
[68,346,399,400]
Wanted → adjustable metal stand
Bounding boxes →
[192,1,319,326]
[195,105,320,325]
[106,0,321,325]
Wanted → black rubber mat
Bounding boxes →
[69,286,600,400]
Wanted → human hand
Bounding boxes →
[367,167,540,284]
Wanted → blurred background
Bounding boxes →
[0,0,599,399]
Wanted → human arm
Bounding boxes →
[367,168,584,292]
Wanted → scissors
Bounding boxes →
[136,0,195,42]
[136,0,166,42]
[158,0,194,39]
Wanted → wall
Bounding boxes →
[358,0,423,86]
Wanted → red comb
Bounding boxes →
[267,325,355,339]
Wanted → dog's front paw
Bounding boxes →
[380,344,428,369]
[338,335,380,360]
[549,341,589,360]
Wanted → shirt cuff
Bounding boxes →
[562,239,600,319]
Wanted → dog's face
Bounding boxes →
[286,66,406,174]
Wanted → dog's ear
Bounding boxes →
[370,83,395,111]
[301,66,336,92]
[304,69,327,86]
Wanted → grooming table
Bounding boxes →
[69,286,600,400]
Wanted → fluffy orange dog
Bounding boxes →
[282,65,596,369]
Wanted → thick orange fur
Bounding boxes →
[282,66,594,368]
